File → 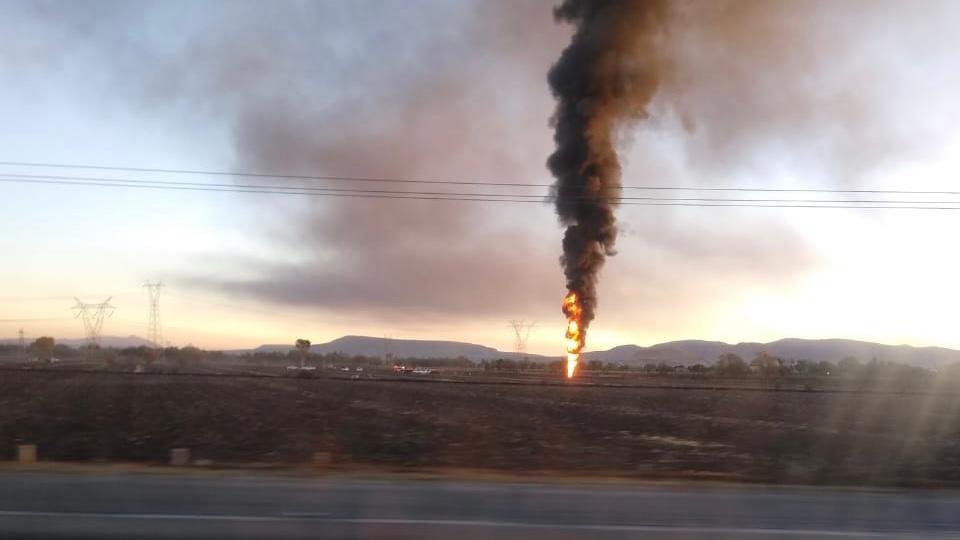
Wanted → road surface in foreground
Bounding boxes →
[1,472,959,539]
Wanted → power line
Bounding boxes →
[6,174,960,210]
[0,160,551,188]
[5,172,960,205]
[0,294,116,302]
[4,159,960,195]
[163,291,325,326]
[0,176,548,203]
[0,317,71,323]
[0,172,551,199]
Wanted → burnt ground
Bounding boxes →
[2,370,960,486]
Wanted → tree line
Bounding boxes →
[0,338,943,381]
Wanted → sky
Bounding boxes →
[3,0,960,354]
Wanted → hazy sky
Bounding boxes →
[3,0,960,354]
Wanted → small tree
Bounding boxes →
[716,353,750,377]
[102,348,118,368]
[295,339,311,369]
[30,336,55,364]
[751,352,782,378]
[177,345,204,369]
[838,355,862,375]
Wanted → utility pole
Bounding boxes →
[17,329,25,361]
[72,297,115,356]
[143,281,164,360]
[383,334,393,364]
[507,319,537,356]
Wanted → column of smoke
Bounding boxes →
[547,0,667,375]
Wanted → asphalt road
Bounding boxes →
[1,472,959,539]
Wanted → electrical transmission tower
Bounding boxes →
[143,281,164,349]
[507,319,537,356]
[72,297,115,349]
[17,329,25,360]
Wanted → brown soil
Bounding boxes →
[2,371,959,486]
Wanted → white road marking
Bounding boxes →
[0,510,292,522]
[309,518,908,537]
[0,510,946,538]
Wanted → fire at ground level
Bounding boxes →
[3,370,960,486]
[563,291,585,378]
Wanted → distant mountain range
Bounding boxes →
[578,338,960,369]
[251,336,502,361]
[5,334,960,369]
[246,335,960,369]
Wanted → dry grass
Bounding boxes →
[2,371,959,486]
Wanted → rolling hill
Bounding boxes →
[253,335,505,362]
[580,338,960,369]
[249,336,960,369]
[6,333,960,369]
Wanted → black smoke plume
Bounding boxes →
[547,0,668,335]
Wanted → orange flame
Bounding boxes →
[562,291,584,378]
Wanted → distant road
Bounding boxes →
[1,472,959,539]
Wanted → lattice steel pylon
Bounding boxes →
[72,297,115,348]
[507,319,537,355]
[143,281,164,349]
